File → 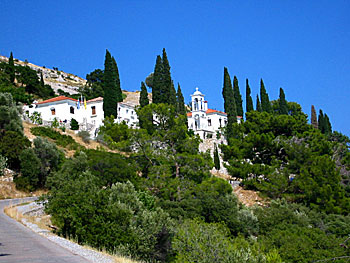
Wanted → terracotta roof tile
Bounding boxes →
[36,96,77,105]
[87,97,103,103]
[206,109,227,115]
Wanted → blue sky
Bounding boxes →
[1,1,349,136]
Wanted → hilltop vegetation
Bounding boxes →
[0,50,349,262]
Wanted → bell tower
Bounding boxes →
[191,87,206,112]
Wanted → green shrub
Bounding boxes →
[29,111,43,125]
[0,154,7,176]
[18,148,41,191]
[70,118,79,130]
[30,126,77,148]
[51,118,59,128]
[0,131,31,170]
[78,130,90,143]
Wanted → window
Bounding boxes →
[70,106,74,114]
[208,119,212,126]
[118,107,121,112]
[126,109,129,114]
[219,118,222,127]
[51,107,56,115]
[91,106,96,115]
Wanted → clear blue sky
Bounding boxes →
[1,1,349,136]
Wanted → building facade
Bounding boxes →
[187,88,229,139]
[23,88,237,138]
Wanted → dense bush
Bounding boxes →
[70,118,79,130]
[46,154,173,262]
[0,131,31,170]
[30,126,78,149]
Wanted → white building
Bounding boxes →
[117,102,138,128]
[23,96,105,134]
[187,88,227,139]
[187,88,241,139]
[23,88,239,139]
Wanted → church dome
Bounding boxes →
[193,87,203,96]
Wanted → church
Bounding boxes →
[23,88,236,138]
[187,88,233,139]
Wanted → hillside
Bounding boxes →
[0,55,85,95]
[0,55,150,105]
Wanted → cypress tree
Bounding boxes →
[233,76,243,117]
[139,82,149,108]
[152,55,163,104]
[177,83,187,126]
[256,95,262,112]
[318,110,325,133]
[161,48,172,103]
[279,87,288,115]
[260,79,271,113]
[311,105,318,129]
[176,83,186,116]
[222,67,236,139]
[214,144,220,170]
[103,49,118,117]
[40,72,45,87]
[111,56,123,102]
[8,52,15,83]
[245,79,254,113]
[324,114,332,135]
[169,80,177,108]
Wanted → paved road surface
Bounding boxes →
[0,198,90,263]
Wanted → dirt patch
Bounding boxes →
[233,186,265,207]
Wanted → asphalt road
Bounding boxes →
[0,197,90,263]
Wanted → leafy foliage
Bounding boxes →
[30,126,78,149]
[70,118,79,130]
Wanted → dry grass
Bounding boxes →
[23,121,130,159]
[0,178,46,200]
[4,202,51,231]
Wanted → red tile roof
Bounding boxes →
[36,96,77,105]
[206,109,227,115]
[87,97,103,103]
[187,109,228,117]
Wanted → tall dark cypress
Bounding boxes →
[8,52,15,83]
[279,87,288,115]
[161,48,172,103]
[222,67,236,139]
[318,110,325,133]
[152,55,163,104]
[233,76,243,117]
[214,144,220,170]
[111,56,123,102]
[324,114,332,135]
[103,49,117,117]
[176,83,186,116]
[311,105,318,129]
[260,79,271,113]
[40,72,45,87]
[245,79,254,113]
[169,80,177,108]
[256,95,262,112]
[139,82,149,108]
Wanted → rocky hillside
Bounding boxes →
[0,55,151,105]
[0,55,85,95]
